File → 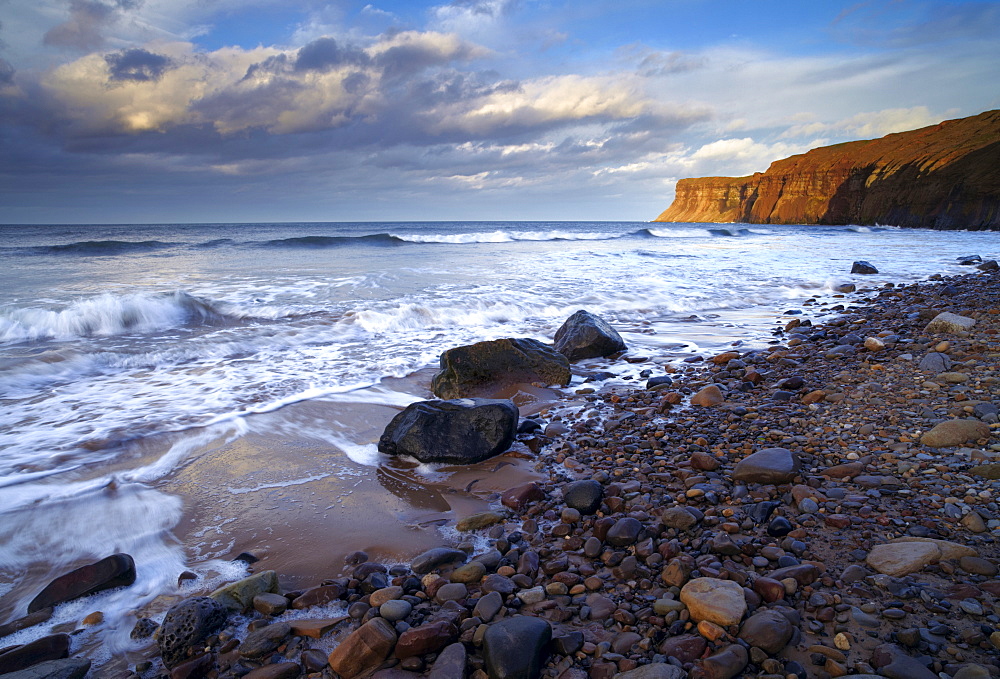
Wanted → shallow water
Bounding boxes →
[0,220,995,660]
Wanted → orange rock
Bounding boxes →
[327,618,396,679]
[690,385,724,407]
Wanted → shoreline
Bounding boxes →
[3,267,999,679]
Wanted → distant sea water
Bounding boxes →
[0,221,996,660]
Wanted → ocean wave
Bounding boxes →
[640,227,769,238]
[32,240,177,256]
[261,234,406,248]
[0,291,270,343]
[393,229,620,244]
[194,238,236,248]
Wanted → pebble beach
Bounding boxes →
[4,264,999,679]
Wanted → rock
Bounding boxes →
[690,385,724,407]
[239,623,291,659]
[970,463,1000,480]
[0,659,91,679]
[210,570,279,612]
[738,609,793,654]
[253,592,288,616]
[27,554,136,614]
[562,480,604,514]
[613,664,687,679]
[891,537,976,560]
[553,310,627,361]
[864,336,885,351]
[395,620,457,658]
[851,261,878,274]
[450,561,487,584]
[243,663,301,679]
[157,597,229,669]
[661,506,698,531]
[289,617,349,638]
[605,517,642,546]
[482,616,552,679]
[918,352,952,372]
[924,311,976,334]
[697,643,748,679]
[586,594,617,619]
[659,634,707,663]
[872,643,937,679]
[457,511,505,531]
[978,259,1000,271]
[0,608,54,640]
[501,482,545,511]
[732,447,800,484]
[920,419,991,447]
[474,591,504,622]
[0,635,70,675]
[292,584,343,609]
[435,583,468,603]
[430,338,570,399]
[953,665,992,679]
[130,617,158,640]
[679,577,747,626]
[378,398,518,464]
[328,617,397,679]
[866,542,941,577]
[960,556,998,576]
[428,642,466,679]
[962,511,988,533]
[411,547,467,575]
[380,600,412,622]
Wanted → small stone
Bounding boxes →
[451,561,487,583]
[239,622,291,659]
[738,609,792,654]
[605,517,642,546]
[210,571,279,613]
[435,583,468,603]
[698,643,748,679]
[253,593,289,616]
[691,385,724,407]
[959,556,998,576]
[661,506,698,530]
[473,591,503,622]
[733,448,800,484]
[501,482,545,511]
[395,620,457,659]
[381,600,413,622]
[851,261,878,274]
[834,632,851,651]
[613,664,686,679]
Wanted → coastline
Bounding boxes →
[3,267,999,679]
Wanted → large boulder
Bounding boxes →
[553,310,627,361]
[0,659,91,679]
[482,616,552,679]
[210,570,279,612]
[378,398,518,464]
[157,597,229,669]
[0,635,70,675]
[851,261,878,274]
[431,338,570,399]
[924,312,976,334]
[919,419,990,447]
[328,618,397,679]
[28,554,135,613]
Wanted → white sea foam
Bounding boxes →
[392,229,620,243]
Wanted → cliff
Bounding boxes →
[655,109,1000,229]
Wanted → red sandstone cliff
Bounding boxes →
[655,110,1000,229]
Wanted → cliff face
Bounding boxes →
[655,110,1000,229]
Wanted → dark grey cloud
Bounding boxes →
[831,1,1000,48]
[43,0,143,51]
[444,0,518,18]
[637,50,706,77]
[294,37,369,72]
[105,48,171,82]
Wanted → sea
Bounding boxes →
[0,220,995,663]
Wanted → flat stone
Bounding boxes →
[0,659,91,679]
[659,634,706,663]
[289,617,349,639]
[239,623,291,659]
[0,635,70,675]
[867,542,940,577]
[918,352,952,372]
[613,664,686,679]
[680,577,747,626]
[960,556,998,576]
[395,620,457,659]
[328,617,397,679]
[457,512,505,531]
[920,419,991,447]
[411,547,467,575]
[428,642,466,679]
[924,312,976,334]
[370,586,404,607]
[210,571,279,613]
[473,591,503,622]
[435,583,468,603]
[291,584,343,610]
[501,482,545,511]
[732,448,800,484]
[891,537,976,560]
[482,616,552,679]
[0,608,54,640]
[243,662,302,679]
[586,593,617,619]
[252,592,288,616]
[27,554,136,615]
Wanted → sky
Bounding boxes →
[0,0,998,224]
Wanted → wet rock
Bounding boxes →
[378,398,518,464]
[289,617,348,638]
[661,506,698,531]
[562,480,603,514]
[243,663,301,679]
[430,338,571,399]
[157,597,229,669]
[457,511,505,531]
[0,635,70,675]
[0,658,91,679]
[253,592,288,616]
[924,312,976,334]
[210,570,279,612]
[473,591,504,622]
[327,617,397,679]
[27,554,136,614]
[851,261,878,274]
[411,547,467,575]
[872,643,937,679]
[130,617,158,640]
[553,310,627,361]
[606,517,642,546]
[482,616,552,679]
[732,448,800,484]
[0,609,54,640]
[239,622,291,659]
[450,561,486,584]
[659,634,706,663]
[680,577,746,626]
[502,482,545,511]
[427,642,466,679]
[867,542,940,577]
[738,609,793,654]
[691,385,724,407]
[613,664,686,679]
[919,419,990,447]
[697,643,749,679]
[395,620,457,658]
[292,584,343,609]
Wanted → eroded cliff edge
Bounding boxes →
[655,109,1000,229]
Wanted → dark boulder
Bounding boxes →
[562,480,603,514]
[851,261,878,274]
[482,616,552,679]
[0,635,70,675]
[157,597,229,669]
[553,310,627,361]
[430,338,570,399]
[378,398,518,464]
[28,554,136,613]
[0,658,91,679]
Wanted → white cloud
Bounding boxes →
[780,106,950,140]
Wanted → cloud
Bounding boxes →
[0,59,14,86]
[294,37,368,72]
[831,1,1000,48]
[779,106,944,140]
[43,0,142,51]
[105,47,172,82]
